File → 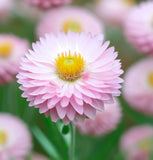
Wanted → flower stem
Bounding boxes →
[69,122,76,160]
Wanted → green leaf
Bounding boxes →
[119,97,153,124]
[0,82,18,114]
[43,117,69,160]
[76,121,125,160]
[114,152,125,160]
[16,82,37,125]
[89,123,124,160]
[25,155,31,160]
[0,12,36,43]
[32,126,61,160]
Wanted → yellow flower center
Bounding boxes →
[55,52,84,81]
[0,131,7,145]
[62,20,82,33]
[148,72,153,87]
[0,42,13,58]
[123,0,135,6]
[138,138,152,152]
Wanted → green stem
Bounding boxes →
[69,122,76,160]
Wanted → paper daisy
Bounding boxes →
[17,31,123,124]
[95,0,135,25]
[0,34,29,84]
[75,98,122,136]
[123,58,153,115]
[0,113,32,160]
[24,0,71,9]
[37,6,104,38]
[120,125,153,160]
[124,2,153,55]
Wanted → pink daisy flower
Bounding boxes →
[120,125,153,160]
[31,153,49,160]
[0,34,29,84]
[0,0,13,22]
[17,31,123,125]
[0,113,32,160]
[124,2,153,55]
[123,58,153,115]
[95,0,135,25]
[24,0,72,9]
[75,98,122,136]
[36,6,104,38]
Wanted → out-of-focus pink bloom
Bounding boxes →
[37,6,104,38]
[0,34,29,85]
[24,0,72,9]
[0,113,32,160]
[14,0,43,21]
[0,0,13,21]
[95,0,135,25]
[17,31,123,125]
[124,2,153,55]
[75,98,122,136]
[120,125,153,160]
[31,153,49,160]
[123,58,153,115]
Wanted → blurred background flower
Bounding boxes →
[95,0,135,26]
[13,0,43,21]
[0,34,29,84]
[0,113,32,160]
[120,125,153,160]
[36,6,104,37]
[124,1,153,55]
[75,98,122,136]
[0,0,13,23]
[123,58,153,116]
[24,0,72,9]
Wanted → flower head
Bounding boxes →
[75,98,122,136]
[37,6,104,37]
[0,34,29,84]
[0,113,32,160]
[120,125,153,160]
[95,0,135,25]
[24,0,72,9]
[17,31,123,124]
[123,58,153,115]
[124,2,153,55]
